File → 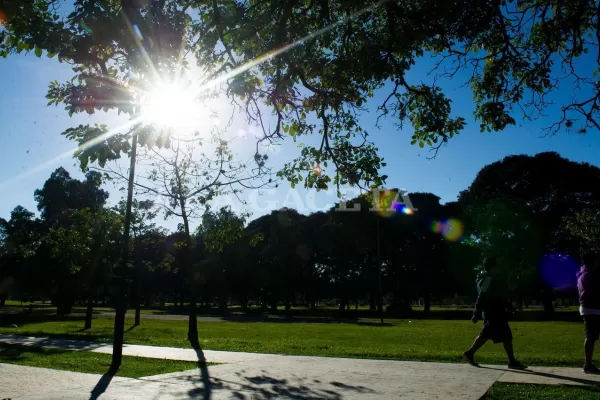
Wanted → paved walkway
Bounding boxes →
[1,334,600,399]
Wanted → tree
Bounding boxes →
[0,207,43,305]
[33,168,111,315]
[106,135,269,345]
[565,208,600,254]
[1,0,185,370]
[47,208,121,324]
[4,1,600,196]
[197,206,247,311]
[132,229,174,308]
[115,198,161,325]
[34,168,109,225]
[459,152,600,313]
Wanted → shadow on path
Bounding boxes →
[480,366,600,386]
[188,328,212,399]
[0,334,106,351]
[168,367,377,399]
[89,367,116,400]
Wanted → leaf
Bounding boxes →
[419,141,424,148]
[34,47,43,57]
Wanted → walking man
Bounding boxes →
[463,257,526,369]
[577,251,600,374]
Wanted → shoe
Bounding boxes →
[463,351,479,367]
[584,364,600,374]
[508,360,527,370]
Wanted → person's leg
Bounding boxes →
[501,322,526,369]
[464,335,487,366]
[585,338,595,366]
[583,316,599,370]
[467,335,488,355]
[503,340,516,363]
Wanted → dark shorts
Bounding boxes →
[480,318,513,344]
[583,315,600,341]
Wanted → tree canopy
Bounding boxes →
[2,0,599,191]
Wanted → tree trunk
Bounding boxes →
[57,297,73,316]
[542,296,555,315]
[84,293,93,330]
[135,303,141,326]
[111,132,137,373]
[369,291,376,312]
[219,296,227,312]
[423,293,431,316]
[0,295,6,306]
[338,298,347,313]
[284,297,291,312]
[188,300,199,346]
[111,303,126,370]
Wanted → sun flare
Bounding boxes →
[140,82,208,136]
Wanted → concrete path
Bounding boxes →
[1,334,600,399]
[1,358,504,399]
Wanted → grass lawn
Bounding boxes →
[0,343,205,378]
[483,383,600,399]
[0,316,589,367]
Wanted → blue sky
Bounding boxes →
[1,50,599,232]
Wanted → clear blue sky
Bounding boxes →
[1,51,599,232]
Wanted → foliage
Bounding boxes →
[3,1,600,191]
[2,150,599,314]
[564,208,600,253]
[198,206,246,253]
[46,208,121,276]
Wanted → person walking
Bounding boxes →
[463,257,526,369]
[577,251,600,374]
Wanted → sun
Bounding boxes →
[140,82,208,136]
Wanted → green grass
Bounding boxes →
[0,343,205,378]
[483,383,600,399]
[0,316,589,367]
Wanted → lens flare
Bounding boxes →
[539,252,579,290]
[391,202,415,215]
[431,219,464,241]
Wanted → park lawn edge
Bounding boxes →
[0,343,214,378]
[481,383,600,400]
[0,317,589,368]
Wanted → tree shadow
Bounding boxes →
[188,333,212,399]
[479,365,600,386]
[89,367,117,400]
[168,366,377,399]
[195,374,375,399]
[0,334,107,351]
